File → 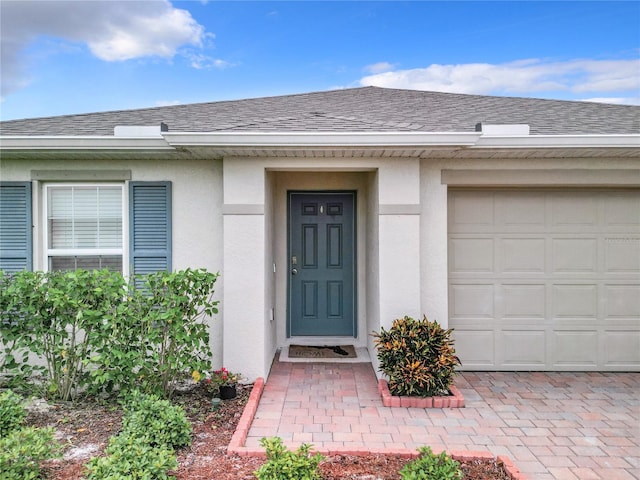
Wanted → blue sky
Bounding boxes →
[1,1,639,121]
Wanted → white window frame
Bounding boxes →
[43,183,128,274]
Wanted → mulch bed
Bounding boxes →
[24,383,511,480]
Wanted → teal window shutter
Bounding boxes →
[0,182,32,272]
[129,182,172,276]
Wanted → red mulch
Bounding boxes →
[26,384,510,479]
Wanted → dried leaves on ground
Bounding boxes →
[24,384,510,480]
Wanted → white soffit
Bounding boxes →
[161,131,482,147]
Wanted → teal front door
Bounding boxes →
[288,192,356,336]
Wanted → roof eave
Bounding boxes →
[0,136,173,150]
[161,131,482,147]
[475,134,640,149]
[0,132,638,152]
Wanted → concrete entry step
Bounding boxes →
[279,346,371,363]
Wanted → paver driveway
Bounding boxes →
[244,360,639,480]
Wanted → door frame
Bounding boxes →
[286,190,358,338]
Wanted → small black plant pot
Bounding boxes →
[219,385,237,400]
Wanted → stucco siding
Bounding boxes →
[0,157,225,367]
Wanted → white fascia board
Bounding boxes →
[161,131,482,147]
[0,136,173,150]
[475,134,640,149]
[2,132,638,152]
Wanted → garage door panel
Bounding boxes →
[552,284,598,318]
[604,331,640,367]
[552,238,597,273]
[605,285,640,318]
[552,194,598,227]
[500,330,546,367]
[449,192,494,231]
[450,284,494,318]
[605,238,640,272]
[552,331,598,367]
[450,238,494,272]
[502,284,546,319]
[604,194,640,226]
[497,192,546,227]
[501,238,546,273]
[453,331,495,367]
[449,188,640,371]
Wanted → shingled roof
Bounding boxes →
[1,86,638,136]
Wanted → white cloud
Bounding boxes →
[360,58,640,103]
[581,97,640,106]
[187,53,234,70]
[0,0,215,97]
[154,100,183,107]
[364,62,396,74]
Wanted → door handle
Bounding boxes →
[291,268,298,275]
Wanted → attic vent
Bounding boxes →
[114,123,168,137]
[475,123,530,136]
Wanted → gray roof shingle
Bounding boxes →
[1,86,638,136]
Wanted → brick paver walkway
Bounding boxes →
[244,360,639,480]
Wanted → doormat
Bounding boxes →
[288,345,357,359]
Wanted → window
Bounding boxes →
[46,184,124,272]
[0,180,171,275]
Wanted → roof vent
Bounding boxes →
[114,123,168,137]
[475,123,530,136]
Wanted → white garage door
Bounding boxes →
[448,189,640,371]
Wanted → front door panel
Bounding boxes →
[288,192,356,336]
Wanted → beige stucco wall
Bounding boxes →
[0,157,225,368]
[220,156,426,380]
[4,153,638,380]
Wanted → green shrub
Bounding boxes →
[1,269,127,400]
[0,426,61,480]
[0,389,26,436]
[0,271,30,380]
[90,268,219,399]
[120,391,192,449]
[399,447,463,480]
[85,434,177,480]
[1,268,219,400]
[373,315,460,397]
[254,437,324,480]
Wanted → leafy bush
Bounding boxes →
[399,447,463,480]
[0,389,26,436]
[1,269,127,400]
[373,315,460,397]
[254,437,324,480]
[120,391,192,449]
[0,271,31,381]
[85,434,177,480]
[0,426,61,480]
[0,268,219,400]
[90,268,219,399]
